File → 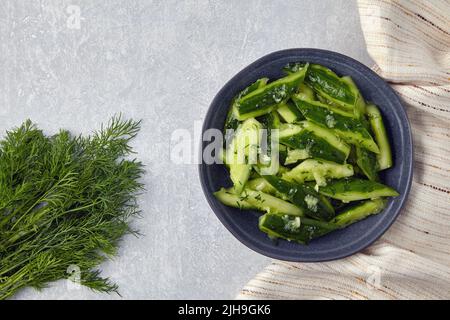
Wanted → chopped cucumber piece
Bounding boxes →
[298,83,316,100]
[242,188,304,216]
[226,118,263,193]
[279,122,350,164]
[234,64,309,120]
[259,213,337,244]
[257,111,281,174]
[246,178,276,194]
[333,198,387,228]
[277,100,304,123]
[277,165,289,175]
[366,104,393,170]
[229,164,252,195]
[285,63,359,112]
[293,95,380,153]
[278,144,288,166]
[263,175,335,221]
[355,146,379,181]
[341,76,366,118]
[225,78,268,133]
[284,148,310,165]
[319,178,399,202]
[257,110,281,130]
[282,159,354,186]
[214,188,255,210]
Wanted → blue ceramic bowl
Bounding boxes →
[199,49,413,262]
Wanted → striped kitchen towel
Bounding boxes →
[238,0,450,300]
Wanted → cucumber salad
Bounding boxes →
[214,62,399,244]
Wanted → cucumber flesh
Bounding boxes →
[333,198,386,228]
[301,121,351,161]
[225,78,268,133]
[284,148,310,165]
[319,178,399,202]
[257,110,281,130]
[234,64,309,120]
[282,159,354,186]
[229,164,252,195]
[246,178,276,194]
[341,76,366,118]
[293,95,380,153]
[298,83,316,100]
[214,188,255,210]
[259,213,336,244]
[278,144,288,166]
[367,104,393,170]
[355,146,379,181]
[242,188,304,216]
[256,111,281,175]
[263,175,335,221]
[277,165,289,175]
[279,122,350,164]
[277,100,304,123]
[303,64,357,111]
[226,118,263,193]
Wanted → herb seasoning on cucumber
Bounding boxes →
[214,62,399,245]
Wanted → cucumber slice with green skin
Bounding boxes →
[285,63,359,112]
[341,76,366,118]
[258,199,387,244]
[229,164,252,195]
[319,178,399,202]
[347,146,365,177]
[259,213,337,244]
[242,188,304,216]
[257,111,281,156]
[224,106,240,134]
[263,175,335,221]
[284,148,310,165]
[234,64,309,120]
[255,111,281,175]
[277,100,305,123]
[293,96,380,153]
[333,198,387,228]
[277,165,289,176]
[298,83,316,100]
[316,93,342,109]
[226,118,263,194]
[214,188,255,210]
[279,122,350,164]
[282,159,354,186]
[214,187,303,216]
[225,78,269,133]
[366,104,393,170]
[355,146,379,181]
[257,110,281,130]
[278,144,288,166]
[246,178,276,194]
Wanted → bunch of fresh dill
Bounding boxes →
[0,115,144,299]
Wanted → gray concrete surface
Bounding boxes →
[0,0,373,299]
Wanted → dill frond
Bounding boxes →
[0,115,144,299]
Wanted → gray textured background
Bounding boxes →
[1,0,372,299]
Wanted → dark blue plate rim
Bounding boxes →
[198,48,413,262]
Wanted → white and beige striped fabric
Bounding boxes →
[238,0,450,300]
